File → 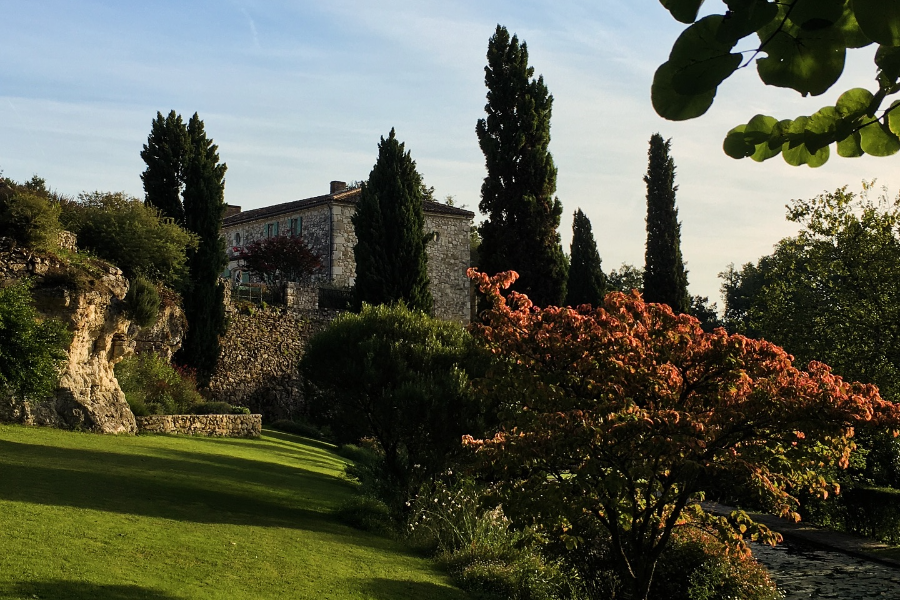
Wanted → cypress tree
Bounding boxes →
[476,24,568,308]
[352,128,432,313]
[643,133,690,314]
[177,113,228,383]
[565,208,607,307]
[140,110,190,225]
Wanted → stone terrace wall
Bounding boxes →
[136,414,261,438]
[207,305,342,420]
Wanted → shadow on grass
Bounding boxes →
[357,578,471,600]
[0,580,180,600]
[0,438,372,541]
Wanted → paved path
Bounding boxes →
[752,538,900,599]
[702,502,900,598]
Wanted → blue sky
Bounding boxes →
[2,0,898,303]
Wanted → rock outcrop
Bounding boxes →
[0,238,185,433]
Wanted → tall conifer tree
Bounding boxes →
[353,129,432,313]
[139,110,228,382]
[477,25,567,308]
[140,110,189,225]
[566,208,607,307]
[643,133,690,314]
[178,114,228,382]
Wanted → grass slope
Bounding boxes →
[0,425,470,600]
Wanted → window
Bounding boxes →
[234,232,241,246]
[266,222,279,238]
[289,217,302,237]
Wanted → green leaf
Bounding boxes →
[757,29,847,96]
[743,114,779,144]
[672,53,743,94]
[875,45,900,81]
[782,139,830,167]
[834,5,873,48]
[853,0,900,46]
[788,0,844,31]
[858,120,900,156]
[767,119,793,149]
[671,15,737,63]
[805,106,840,150]
[652,61,717,120]
[835,87,875,119]
[782,140,811,166]
[886,100,900,136]
[724,125,755,158]
[660,0,706,24]
[716,1,779,43]
[750,139,783,162]
[836,130,864,157]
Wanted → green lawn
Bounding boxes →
[0,425,470,600]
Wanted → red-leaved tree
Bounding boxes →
[236,235,322,287]
[465,269,900,600]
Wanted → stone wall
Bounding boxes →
[135,414,261,438]
[284,282,318,311]
[207,304,341,420]
[425,215,472,324]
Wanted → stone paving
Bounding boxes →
[752,539,900,599]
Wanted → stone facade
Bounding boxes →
[222,182,474,323]
[206,304,341,420]
[135,414,261,438]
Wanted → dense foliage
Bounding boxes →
[565,209,607,308]
[114,352,203,416]
[237,234,322,287]
[722,183,900,403]
[300,303,489,510]
[607,263,644,294]
[141,110,190,224]
[0,179,61,252]
[643,134,690,314]
[0,280,70,401]
[352,129,433,313]
[59,191,198,288]
[654,0,900,166]
[721,183,900,487]
[466,268,900,600]
[477,25,568,308]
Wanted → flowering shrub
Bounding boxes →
[407,477,579,600]
[464,269,900,600]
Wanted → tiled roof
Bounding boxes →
[222,188,474,227]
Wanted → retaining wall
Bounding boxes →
[135,414,262,438]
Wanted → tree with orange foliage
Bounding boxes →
[465,269,900,600]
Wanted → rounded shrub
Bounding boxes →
[189,401,235,415]
[0,186,62,252]
[115,352,203,415]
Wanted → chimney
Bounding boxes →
[330,180,347,194]
[224,204,242,218]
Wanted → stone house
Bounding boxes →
[221,181,474,323]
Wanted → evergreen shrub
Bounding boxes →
[124,277,160,328]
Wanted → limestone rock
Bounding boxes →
[0,238,184,434]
